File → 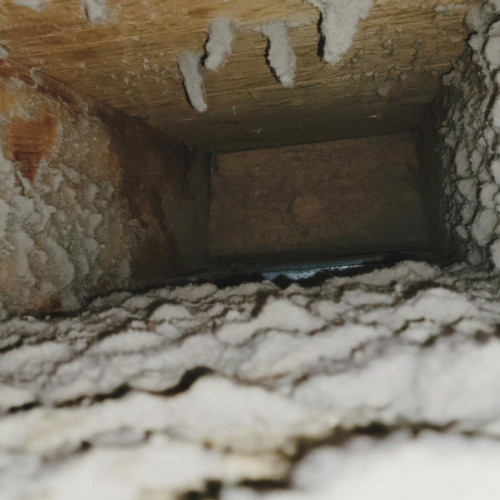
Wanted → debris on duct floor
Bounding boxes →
[2,261,500,499]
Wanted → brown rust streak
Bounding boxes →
[2,113,58,183]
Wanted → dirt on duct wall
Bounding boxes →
[419,1,500,267]
[0,61,210,319]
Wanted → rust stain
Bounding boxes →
[34,294,63,316]
[0,88,14,115]
[2,113,59,183]
[11,293,63,318]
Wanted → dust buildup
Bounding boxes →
[434,0,500,268]
[308,0,373,66]
[178,52,208,113]
[261,21,297,88]
[0,78,136,318]
[83,0,109,25]
[204,19,237,71]
[11,0,47,12]
[2,261,500,498]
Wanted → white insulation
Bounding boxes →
[262,21,297,88]
[205,19,237,71]
[82,0,109,25]
[308,0,373,65]
[178,52,208,113]
[2,261,500,498]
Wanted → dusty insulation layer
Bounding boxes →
[1,261,500,499]
[431,1,500,267]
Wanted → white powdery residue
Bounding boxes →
[83,0,109,25]
[212,281,278,300]
[178,52,208,113]
[492,96,500,132]
[376,82,392,98]
[491,0,500,14]
[148,375,331,451]
[217,298,325,345]
[471,208,497,246]
[325,260,439,288]
[361,288,479,333]
[456,226,469,240]
[43,237,76,290]
[0,377,327,457]
[1,437,287,500]
[121,295,155,312]
[150,303,193,323]
[308,0,373,66]
[261,21,297,88]
[486,35,500,70]
[457,178,477,197]
[492,159,500,184]
[0,342,73,380]
[455,147,470,177]
[435,3,467,13]
[0,384,36,413]
[294,349,418,422]
[90,331,163,355]
[12,0,47,11]
[466,5,496,33]
[281,433,500,500]
[240,324,387,381]
[342,289,394,307]
[433,3,500,266]
[126,334,224,393]
[417,338,500,425]
[490,238,500,268]
[204,19,237,71]
[0,198,10,239]
[0,47,8,59]
[167,282,218,302]
[293,334,500,430]
[3,261,500,496]
[481,183,498,208]
[461,203,476,225]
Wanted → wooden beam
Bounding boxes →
[0,0,479,151]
